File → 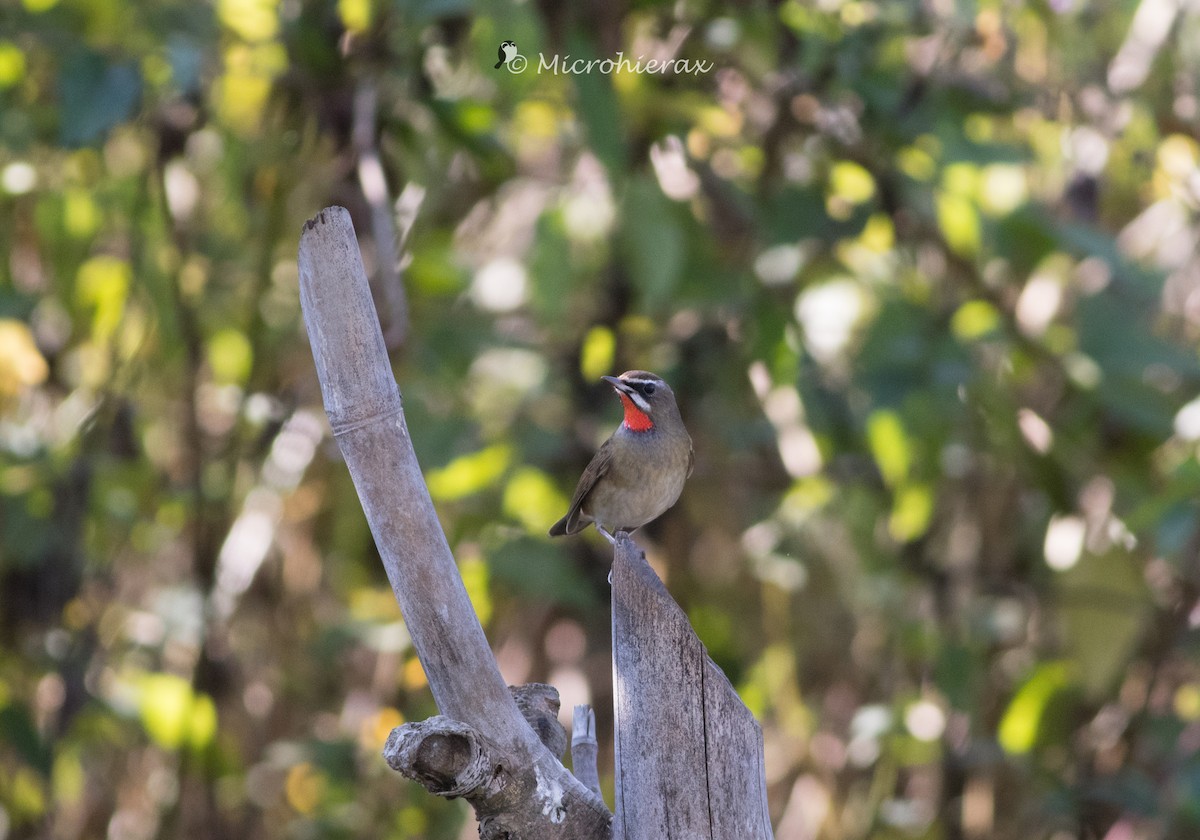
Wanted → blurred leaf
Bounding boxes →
[889,482,933,541]
[284,761,327,815]
[0,702,50,775]
[996,208,1058,271]
[206,328,253,385]
[59,50,141,146]
[6,766,46,821]
[866,409,910,487]
[1083,769,1160,817]
[1056,549,1147,698]
[951,300,1001,341]
[570,34,624,172]
[426,444,512,502]
[460,554,492,626]
[998,661,1074,754]
[528,213,573,324]
[1075,293,1196,436]
[408,232,468,296]
[579,326,615,382]
[75,256,131,341]
[167,35,204,94]
[936,192,980,257]
[51,748,85,808]
[620,177,684,309]
[0,319,49,397]
[488,537,595,608]
[336,0,373,33]
[828,161,875,205]
[934,643,976,712]
[217,0,280,41]
[0,42,26,89]
[502,467,567,534]
[137,674,218,752]
[1177,758,1200,824]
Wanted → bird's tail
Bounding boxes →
[548,515,570,537]
[494,59,504,69]
[548,511,586,537]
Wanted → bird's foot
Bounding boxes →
[596,525,617,545]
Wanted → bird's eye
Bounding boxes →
[643,383,656,395]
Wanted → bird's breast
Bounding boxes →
[585,428,691,530]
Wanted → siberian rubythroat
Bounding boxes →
[549,371,693,543]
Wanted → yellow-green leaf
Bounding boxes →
[206,327,253,384]
[138,673,217,752]
[998,661,1072,754]
[427,444,512,501]
[867,409,910,487]
[889,482,933,541]
[951,300,1001,341]
[76,256,131,342]
[580,326,615,383]
[503,467,568,534]
[936,192,981,257]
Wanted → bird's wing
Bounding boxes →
[557,437,615,535]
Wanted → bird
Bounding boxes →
[495,41,517,69]
[549,371,693,544]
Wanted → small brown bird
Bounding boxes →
[549,371,693,543]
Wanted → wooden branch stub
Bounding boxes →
[385,716,611,840]
[512,683,568,760]
[384,717,501,799]
[571,705,602,799]
[299,207,400,425]
[611,534,774,840]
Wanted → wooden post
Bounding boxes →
[298,207,611,839]
[611,534,775,840]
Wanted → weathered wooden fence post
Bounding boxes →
[611,534,775,840]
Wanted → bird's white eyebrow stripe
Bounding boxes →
[627,391,651,413]
[621,378,660,387]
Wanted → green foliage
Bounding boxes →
[4,0,1200,838]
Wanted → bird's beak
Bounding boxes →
[601,375,632,395]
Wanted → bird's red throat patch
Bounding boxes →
[618,393,654,432]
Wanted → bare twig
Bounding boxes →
[352,82,409,351]
[571,705,602,798]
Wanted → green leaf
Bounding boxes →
[998,661,1074,754]
[866,409,910,487]
[1056,548,1147,698]
[619,177,684,309]
[568,33,625,172]
[488,537,596,608]
[529,213,574,324]
[59,50,141,146]
[137,674,217,752]
[426,445,513,501]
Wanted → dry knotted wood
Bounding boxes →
[298,207,611,840]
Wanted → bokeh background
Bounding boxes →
[3,0,1200,837]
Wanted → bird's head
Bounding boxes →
[601,371,678,432]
